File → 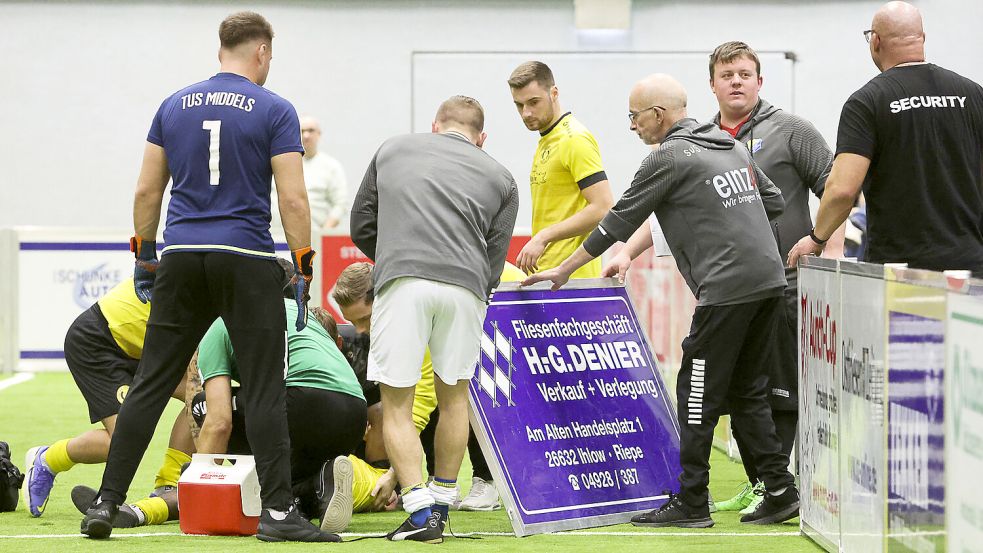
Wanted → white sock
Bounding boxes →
[428,480,459,506]
[402,487,435,515]
[131,505,147,525]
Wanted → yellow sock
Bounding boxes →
[153,448,191,489]
[350,455,388,513]
[132,497,170,526]
[44,439,75,474]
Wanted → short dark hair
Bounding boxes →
[219,11,274,50]
[709,41,761,80]
[435,95,485,134]
[508,61,555,90]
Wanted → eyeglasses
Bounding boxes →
[863,29,875,43]
[628,105,665,123]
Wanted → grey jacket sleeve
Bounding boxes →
[786,115,833,197]
[486,177,520,293]
[583,148,675,257]
[752,156,785,220]
[350,151,380,260]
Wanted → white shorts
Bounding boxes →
[368,277,487,388]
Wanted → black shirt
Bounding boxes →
[836,63,983,272]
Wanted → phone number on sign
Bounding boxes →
[571,468,640,490]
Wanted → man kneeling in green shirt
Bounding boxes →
[191,296,367,533]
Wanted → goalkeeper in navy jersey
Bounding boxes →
[80,11,334,543]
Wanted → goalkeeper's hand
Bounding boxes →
[130,235,158,304]
[289,247,316,331]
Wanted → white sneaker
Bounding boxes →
[456,477,501,511]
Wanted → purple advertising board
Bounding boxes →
[886,308,945,552]
[468,279,682,536]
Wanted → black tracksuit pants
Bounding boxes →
[675,295,795,509]
[98,252,293,510]
[732,286,799,483]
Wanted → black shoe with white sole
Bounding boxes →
[72,485,142,528]
[740,486,800,525]
[386,509,445,543]
[630,493,714,528]
[80,498,119,539]
[256,506,342,542]
[316,455,354,533]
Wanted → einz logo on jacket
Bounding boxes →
[705,165,760,208]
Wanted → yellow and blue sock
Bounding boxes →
[429,477,458,518]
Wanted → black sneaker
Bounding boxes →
[630,493,714,528]
[256,506,342,542]
[740,486,800,525]
[80,497,119,539]
[316,456,354,533]
[72,485,143,528]
[386,509,444,543]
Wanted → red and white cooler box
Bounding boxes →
[178,454,262,536]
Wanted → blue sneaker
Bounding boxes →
[24,446,56,517]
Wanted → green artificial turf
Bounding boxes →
[0,372,822,552]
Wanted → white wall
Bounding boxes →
[1,0,980,230]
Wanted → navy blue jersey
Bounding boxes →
[148,72,303,258]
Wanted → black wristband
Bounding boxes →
[809,228,829,245]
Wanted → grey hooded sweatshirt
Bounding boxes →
[713,100,832,286]
[584,118,787,306]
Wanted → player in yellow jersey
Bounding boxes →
[508,61,614,278]
[23,277,194,523]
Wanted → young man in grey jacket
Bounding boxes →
[350,95,519,543]
[708,41,843,513]
[525,74,799,528]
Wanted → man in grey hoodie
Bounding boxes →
[707,41,843,514]
[524,74,799,528]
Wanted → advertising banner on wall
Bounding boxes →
[468,280,681,536]
[838,262,887,552]
[798,258,841,552]
[15,232,289,371]
[946,292,983,553]
[886,279,946,553]
[18,242,134,370]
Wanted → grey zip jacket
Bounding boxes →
[713,100,832,286]
[584,118,787,306]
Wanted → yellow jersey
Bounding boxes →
[96,277,151,359]
[530,112,607,278]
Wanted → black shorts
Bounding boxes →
[64,303,139,424]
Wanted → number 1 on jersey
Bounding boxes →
[202,120,222,186]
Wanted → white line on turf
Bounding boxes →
[0,373,34,392]
[1,530,801,539]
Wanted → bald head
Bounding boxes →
[629,74,688,145]
[873,1,923,39]
[869,1,925,69]
[631,74,688,111]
